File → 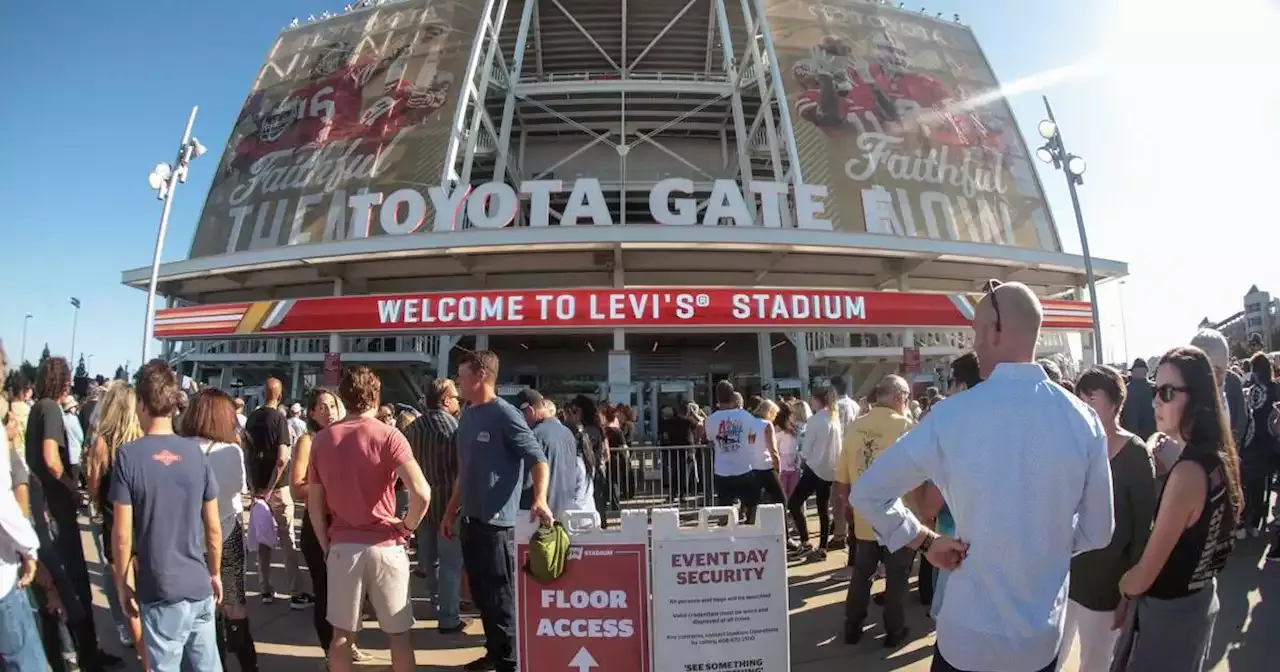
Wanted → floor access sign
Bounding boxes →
[516,510,652,672]
[651,505,791,672]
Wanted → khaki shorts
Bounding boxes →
[326,543,414,634]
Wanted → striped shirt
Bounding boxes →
[407,409,459,530]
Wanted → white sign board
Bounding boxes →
[650,505,791,672]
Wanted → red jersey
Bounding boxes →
[794,85,879,135]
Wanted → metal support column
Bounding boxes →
[609,266,631,405]
[757,332,776,398]
[737,0,784,184]
[329,278,343,355]
[749,0,805,185]
[492,0,537,184]
[459,0,511,189]
[714,0,755,192]
[439,0,499,185]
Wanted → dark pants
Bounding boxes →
[918,553,935,605]
[460,519,516,671]
[787,466,832,547]
[43,497,102,672]
[1242,458,1273,532]
[665,447,691,501]
[714,473,761,522]
[930,648,1056,672]
[299,516,331,651]
[754,469,786,505]
[846,539,913,636]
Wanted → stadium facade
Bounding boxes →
[122,0,1126,438]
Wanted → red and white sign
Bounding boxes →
[151,287,1096,339]
[516,512,651,672]
[322,352,342,387]
[902,346,922,373]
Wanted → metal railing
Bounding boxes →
[599,444,715,513]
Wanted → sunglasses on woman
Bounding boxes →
[1155,384,1188,403]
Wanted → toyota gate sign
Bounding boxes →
[516,513,651,672]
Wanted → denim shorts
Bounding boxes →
[0,588,48,672]
[140,596,220,672]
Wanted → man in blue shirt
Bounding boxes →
[110,360,223,672]
[442,351,550,672]
[517,388,582,519]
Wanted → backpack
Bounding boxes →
[523,522,571,584]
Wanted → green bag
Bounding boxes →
[523,522,571,584]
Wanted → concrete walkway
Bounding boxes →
[81,527,1277,671]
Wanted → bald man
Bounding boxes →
[244,377,314,608]
[850,282,1114,672]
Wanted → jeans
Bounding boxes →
[1241,458,1273,532]
[714,473,761,522]
[298,516,331,651]
[420,521,465,629]
[0,589,48,672]
[460,519,516,671]
[931,648,1056,672]
[139,596,221,672]
[787,466,832,547]
[846,539,914,636]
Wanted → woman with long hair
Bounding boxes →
[1239,352,1278,541]
[567,396,611,521]
[84,382,146,666]
[787,386,841,561]
[178,389,259,672]
[1058,366,1158,672]
[288,389,371,665]
[602,403,632,502]
[747,398,786,509]
[1112,346,1242,671]
[773,402,801,499]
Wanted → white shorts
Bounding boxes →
[325,543,414,634]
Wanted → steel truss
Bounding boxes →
[437,0,805,228]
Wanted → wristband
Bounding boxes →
[919,533,936,553]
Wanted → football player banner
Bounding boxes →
[765,0,1062,251]
[188,0,483,258]
[515,510,653,672]
[650,505,791,672]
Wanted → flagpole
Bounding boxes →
[70,297,81,373]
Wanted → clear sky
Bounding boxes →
[1,0,1277,377]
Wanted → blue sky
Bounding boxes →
[1,0,1277,377]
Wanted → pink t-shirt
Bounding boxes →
[308,416,412,546]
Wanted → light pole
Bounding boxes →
[21,314,32,364]
[142,106,206,364]
[1118,280,1129,365]
[87,354,95,376]
[1036,96,1103,365]
[69,297,81,371]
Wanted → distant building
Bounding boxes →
[1200,285,1279,351]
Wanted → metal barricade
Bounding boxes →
[598,444,714,513]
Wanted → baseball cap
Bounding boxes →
[289,402,302,414]
[516,388,545,410]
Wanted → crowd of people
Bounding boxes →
[0,280,1276,672]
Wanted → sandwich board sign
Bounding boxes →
[650,505,791,672]
[515,510,652,672]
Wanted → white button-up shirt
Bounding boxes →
[1,432,40,600]
[849,362,1114,672]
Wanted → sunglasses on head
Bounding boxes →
[1155,384,1188,403]
[983,279,1003,332]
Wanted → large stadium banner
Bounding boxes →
[188,0,483,258]
[765,0,1062,251]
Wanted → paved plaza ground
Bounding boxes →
[79,522,1278,671]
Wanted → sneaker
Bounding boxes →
[261,591,278,605]
[806,547,828,562]
[462,657,497,671]
[827,537,847,551]
[438,618,471,634]
[291,593,316,610]
[351,646,373,663]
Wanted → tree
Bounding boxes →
[74,355,88,379]
[1231,340,1252,362]
[38,344,51,370]
[114,365,127,381]
[19,361,36,385]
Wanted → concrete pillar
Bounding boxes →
[475,334,490,351]
[217,366,232,391]
[437,335,458,378]
[607,350,632,405]
[329,278,344,355]
[757,332,776,397]
[290,361,302,400]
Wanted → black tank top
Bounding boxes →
[1146,449,1235,599]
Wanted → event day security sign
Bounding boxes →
[650,505,791,672]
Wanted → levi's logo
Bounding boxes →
[152,449,183,466]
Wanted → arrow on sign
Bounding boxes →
[568,647,599,671]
